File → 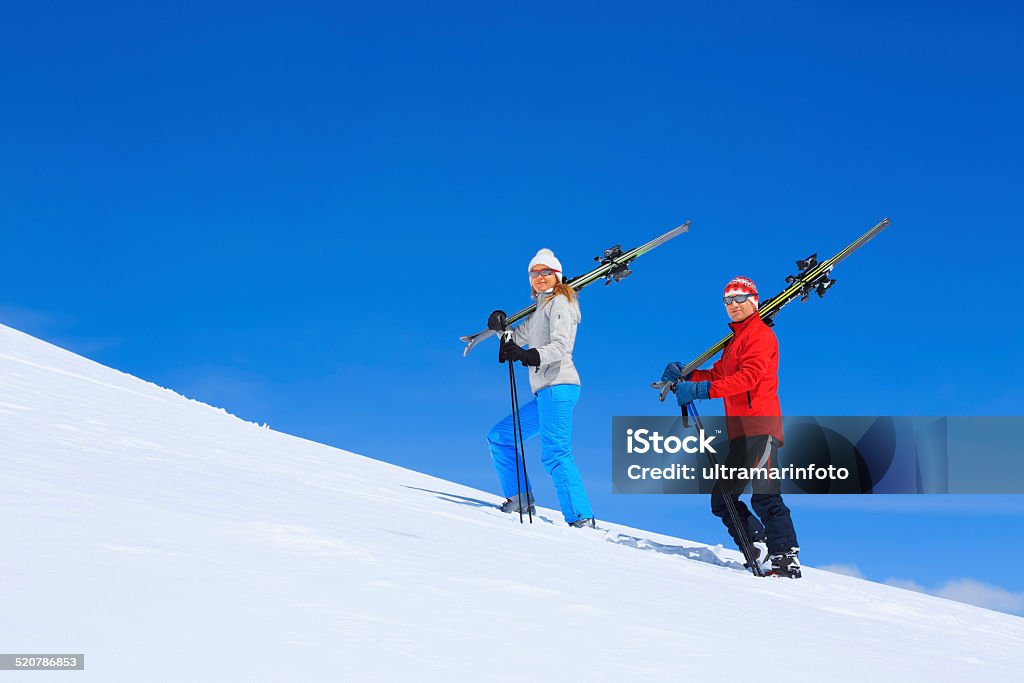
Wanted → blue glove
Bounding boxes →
[674,380,711,406]
[661,362,684,383]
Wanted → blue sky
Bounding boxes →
[3,2,1023,609]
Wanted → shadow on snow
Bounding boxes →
[605,533,745,571]
[404,485,745,572]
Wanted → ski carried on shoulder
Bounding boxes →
[654,217,891,400]
[461,221,691,356]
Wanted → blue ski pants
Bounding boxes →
[487,384,593,523]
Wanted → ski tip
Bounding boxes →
[460,332,480,357]
[461,328,498,356]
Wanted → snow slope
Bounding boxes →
[1,323,1022,681]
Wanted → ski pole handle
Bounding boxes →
[650,379,677,403]
[650,376,689,425]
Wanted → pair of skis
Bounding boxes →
[460,221,691,356]
[652,217,891,401]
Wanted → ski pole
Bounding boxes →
[509,354,533,524]
[503,330,532,524]
[686,403,764,577]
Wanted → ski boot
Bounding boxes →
[568,517,596,529]
[499,493,536,516]
[767,548,802,579]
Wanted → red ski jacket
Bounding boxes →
[690,313,784,443]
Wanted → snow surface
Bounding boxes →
[1,322,1022,681]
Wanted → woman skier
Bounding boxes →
[485,248,595,528]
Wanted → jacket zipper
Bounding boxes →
[746,391,752,409]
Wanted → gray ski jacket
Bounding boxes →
[511,290,582,394]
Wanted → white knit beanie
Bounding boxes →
[528,248,563,282]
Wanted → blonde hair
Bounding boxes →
[550,281,578,304]
[533,280,578,305]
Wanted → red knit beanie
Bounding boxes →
[724,276,758,308]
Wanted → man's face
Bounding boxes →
[725,297,757,322]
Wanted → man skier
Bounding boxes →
[662,276,801,578]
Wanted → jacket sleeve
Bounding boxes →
[533,296,575,366]
[689,359,724,383]
[707,329,775,399]
[510,316,530,346]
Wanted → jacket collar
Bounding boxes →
[728,312,761,334]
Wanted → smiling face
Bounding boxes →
[725,296,757,322]
[723,277,759,323]
[529,265,559,293]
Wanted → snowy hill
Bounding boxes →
[1,323,1022,681]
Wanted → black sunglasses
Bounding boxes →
[723,294,755,305]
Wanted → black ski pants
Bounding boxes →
[710,434,798,555]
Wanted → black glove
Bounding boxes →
[487,310,507,332]
[500,339,541,367]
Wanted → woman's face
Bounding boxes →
[530,265,558,293]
